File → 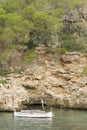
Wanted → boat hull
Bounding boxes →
[14,111,53,118]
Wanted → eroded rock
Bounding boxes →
[0,52,87,111]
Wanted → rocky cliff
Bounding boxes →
[63,7,87,47]
[0,50,87,111]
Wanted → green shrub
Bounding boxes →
[83,46,87,53]
[61,34,84,52]
[46,47,66,54]
[10,44,19,49]
[82,66,87,76]
[0,80,7,84]
[0,69,11,76]
[24,49,38,62]
[0,49,9,60]
[10,44,28,51]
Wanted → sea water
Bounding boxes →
[0,108,87,130]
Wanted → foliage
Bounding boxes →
[24,49,38,62]
[83,47,87,53]
[0,80,7,84]
[61,34,84,52]
[22,2,63,46]
[59,0,87,10]
[0,0,86,49]
[0,49,10,60]
[82,66,87,76]
[0,1,33,49]
[46,47,66,54]
[0,69,11,76]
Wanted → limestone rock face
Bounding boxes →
[0,52,87,111]
[63,7,87,35]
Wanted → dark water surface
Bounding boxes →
[0,108,87,130]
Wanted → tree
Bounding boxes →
[0,0,25,13]
[22,1,64,46]
[0,7,33,49]
[0,0,87,49]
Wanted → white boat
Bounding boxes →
[14,99,54,118]
[14,109,53,118]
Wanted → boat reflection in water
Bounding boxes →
[14,115,53,130]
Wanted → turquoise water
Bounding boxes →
[0,108,87,130]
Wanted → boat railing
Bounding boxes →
[21,110,45,113]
